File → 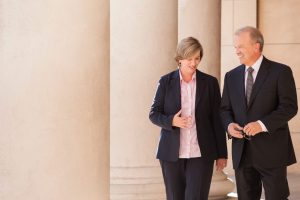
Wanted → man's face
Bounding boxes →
[234,32,260,66]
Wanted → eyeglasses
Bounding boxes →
[240,131,252,140]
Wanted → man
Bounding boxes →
[220,26,298,200]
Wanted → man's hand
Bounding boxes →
[216,158,227,171]
[172,110,192,128]
[244,121,262,136]
[228,123,243,138]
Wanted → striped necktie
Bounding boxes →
[246,67,254,105]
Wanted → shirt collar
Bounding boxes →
[178,69,196,83]
[245,55,263,73]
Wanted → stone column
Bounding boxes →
[0,0,109,200]
[179,0,221,80]
[99,0,110,199]
[110,0,177,199]
[179,1,235,199]
[259,1,300,199]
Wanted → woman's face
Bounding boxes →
[179,50,201,76]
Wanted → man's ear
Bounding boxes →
[254,43,261,52]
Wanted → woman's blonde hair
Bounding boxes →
[174,37,203,65]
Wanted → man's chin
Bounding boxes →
[238,59,245,64]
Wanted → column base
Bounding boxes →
[209,170,235,200]
[110,166,165,200]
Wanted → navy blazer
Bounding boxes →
[221,57,298,169]
[149,69,227,162]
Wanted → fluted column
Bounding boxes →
[179,1,235,199]
[0,0,109,199]
[110,0,177,199]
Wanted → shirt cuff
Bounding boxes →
[226,123,234,139]
[227,123,234,132]
[257,120,268,132]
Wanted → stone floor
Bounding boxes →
[227,173,300,200]
[286,173,300,200]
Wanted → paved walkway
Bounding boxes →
[227,173,300,200]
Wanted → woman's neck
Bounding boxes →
[181,72,193,83]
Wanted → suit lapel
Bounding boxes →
[235,66,247,111]
[247,57,270,110]
[195,70,205,108]
[237,65,247,107]
[170,70,181,110]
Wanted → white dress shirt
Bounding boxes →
[244,55,268,132]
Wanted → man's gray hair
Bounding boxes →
[235,26,264,52]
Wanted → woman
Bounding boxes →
[149,37,227,200]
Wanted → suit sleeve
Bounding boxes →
[149,77,175,131]
[220,73,235,134]
[211,78,228,159]
[260,66,298,133]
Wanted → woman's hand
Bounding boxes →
[216,158,227,171]
[172,110,192,128]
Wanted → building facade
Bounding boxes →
[0,0,299,199]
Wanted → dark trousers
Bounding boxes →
[160,157,214,200]
[235,142,290,200]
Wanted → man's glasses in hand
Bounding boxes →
[240,131,252,140]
